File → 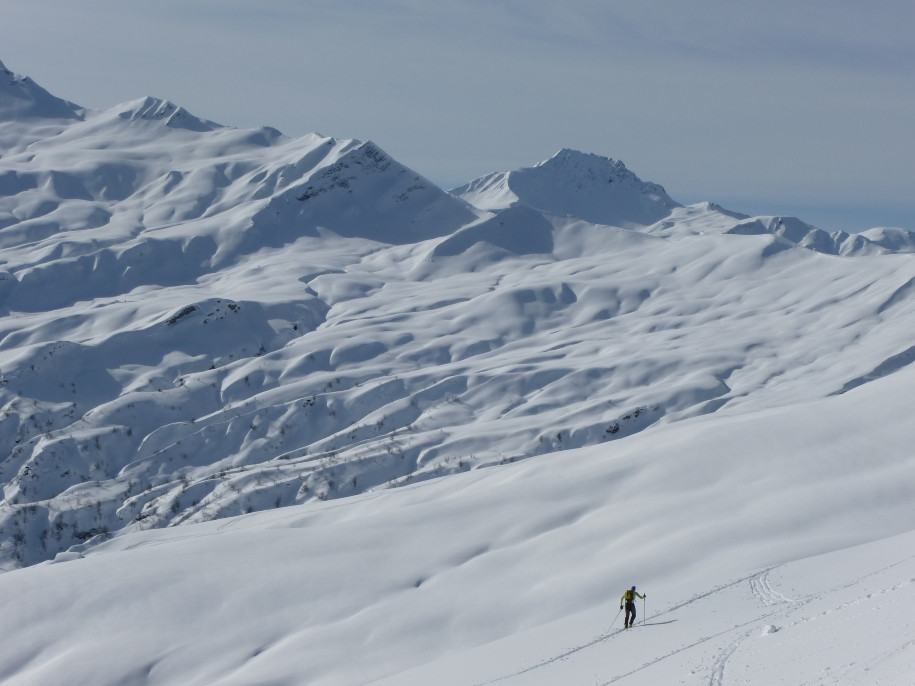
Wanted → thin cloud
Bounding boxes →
[0,0,912,230]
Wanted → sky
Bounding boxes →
[2,0,914,232]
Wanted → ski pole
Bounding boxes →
[642,597,646,625]
[611,606,622,630]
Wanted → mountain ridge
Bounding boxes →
[0,58,914,572]
[0,58,83,121]
[452,147,681,228]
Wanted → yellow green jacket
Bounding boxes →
[620,589,645,605]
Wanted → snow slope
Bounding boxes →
[451,147,680,228]
[1,57,915,683]
[1,364,913,685]
[0,58,82,122]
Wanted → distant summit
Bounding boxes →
[112,96,222,132]
[452,148,680,228]
[0,58,82,120]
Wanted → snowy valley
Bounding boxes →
[0,58,914,684]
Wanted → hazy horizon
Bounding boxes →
[3,0,914,232]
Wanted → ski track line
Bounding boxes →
[601,568,797,686]
[472,627,624,686]
[708,555,915,686]
[710,566,800,686]
[123,532,214,550]
[474,553,915,686]
[473,571,765,686]
[596,612,780,686]
[749,568,794,605]
[659,571,759,616]
[709,634,743,686]
[822,553,915,600]
[786,574,915,632]
[883,637,915,666]
[759,577,915,686]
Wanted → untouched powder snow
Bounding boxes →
[1,58,914,684]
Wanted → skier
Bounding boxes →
[620,585,645,628]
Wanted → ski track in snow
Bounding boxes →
[2,58,915,686]
[603,618,766,686]
[709,569,799,686]
[602,573,795,686]
[748,567,795,605]
[475,571,771,686]
[700,555,915,686]
[472,629,621,685]
[472,553,915,686]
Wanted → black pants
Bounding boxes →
[624,601,636,627]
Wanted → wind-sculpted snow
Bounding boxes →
[1,60,915,572]
[1,367,914,685]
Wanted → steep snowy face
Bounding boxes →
[452,148,680,227]
[0,59,82,122]
[110,96,222,133]
[0,87,482,312]
[250,139,482,246]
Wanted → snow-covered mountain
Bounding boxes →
[0,58,82,122]
[451,147,680,227]
[1,58,914,684]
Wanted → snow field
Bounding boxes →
[2,57,915,683]
[1,364,914,685]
